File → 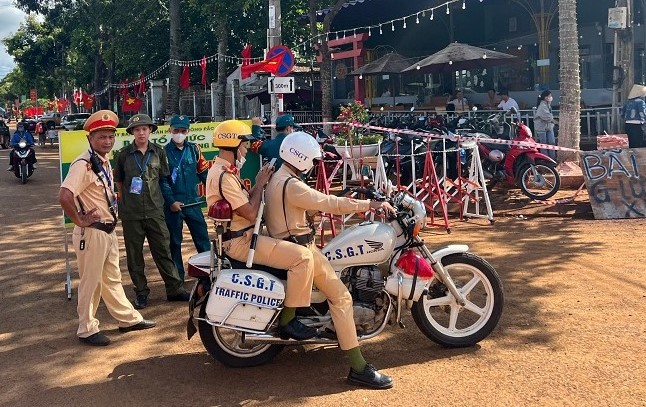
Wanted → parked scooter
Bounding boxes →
[477,109,560,200]
[186,188,504,368]
[11,138,36,184]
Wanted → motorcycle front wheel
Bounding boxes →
[517,160,560,200]
[412,252,504,347]
[198,301,283,368]
[20,163,27,184]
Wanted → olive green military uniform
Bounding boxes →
[114,141,184,297]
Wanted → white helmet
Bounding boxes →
[279,131,322,173]
[488,149,505,162]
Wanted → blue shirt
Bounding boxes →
[10,130,35,147]
[162,142,208,206]
[251,130,288,169]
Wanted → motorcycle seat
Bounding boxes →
[483,143,510,153]
[225,256,288,280]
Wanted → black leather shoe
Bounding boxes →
[347,363,393,389]
[279,318,318,340]
[134,294,148,309]
[79,332,111,346]
[167,291,190,302]
[119,319,156,333]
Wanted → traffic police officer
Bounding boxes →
[205,120,317,340]
[59,110,155,346]
[162,114,211,281]
[114,114,189,309]
[264,131,395,389]
[250,113,298,169]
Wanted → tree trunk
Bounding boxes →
[215,23,228,120]
[557,0,580,162]
[166,0,181,116]
[309,0,347,129]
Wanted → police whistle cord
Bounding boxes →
[349,123,583,153]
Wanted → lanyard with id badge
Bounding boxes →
[130,151,151,194]
[170,146,188,184]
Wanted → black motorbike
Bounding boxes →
[11,138,36,184]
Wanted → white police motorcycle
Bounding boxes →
[186,187,504,368]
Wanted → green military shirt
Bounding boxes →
[114,141,170,220]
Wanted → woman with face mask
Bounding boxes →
[161,114,212,282]
[534,90,558,160]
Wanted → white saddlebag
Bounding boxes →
[205,269,285,331]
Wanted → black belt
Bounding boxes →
[89,222,117,234]
[284,232,315,246]
[222,226,253,242]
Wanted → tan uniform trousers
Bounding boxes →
[225,233,359,350]
[72,226,142,338]
[225,233,314,308]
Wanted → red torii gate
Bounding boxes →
[318,33,367,101]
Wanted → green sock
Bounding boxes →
[280,307,296,326]
[346,347,367,372]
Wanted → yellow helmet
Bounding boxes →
[213,120,253,148]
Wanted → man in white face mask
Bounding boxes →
[161,114,211,281]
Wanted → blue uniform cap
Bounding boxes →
[275,114,301,129]
[170,114,190,129]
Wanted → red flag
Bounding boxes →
[73,88,83,105]
[241,43,252,67]
[180,65,190,89]
[240,51,284,79]
[122,95,143,112]
[200,56,207,86]
[138,74,146,94]
[82,92,94,110]
[56,98,68,113]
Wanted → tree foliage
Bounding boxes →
[1,0,345,113]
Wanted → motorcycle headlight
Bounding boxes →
[18,141,27,148]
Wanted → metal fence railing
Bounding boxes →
[362,107,621,148]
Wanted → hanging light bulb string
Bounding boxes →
[92,0,482,97]
[291,0,481,54]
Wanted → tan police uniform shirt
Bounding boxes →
[61,151,116,223]
[205,157,253,232]
[265,166,371,239]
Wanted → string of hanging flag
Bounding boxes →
[91,0,482,97]
[90,51,264,97]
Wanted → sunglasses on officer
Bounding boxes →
[171,128,189,134]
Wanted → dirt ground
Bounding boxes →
[0,138,645,407]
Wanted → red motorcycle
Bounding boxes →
[477,119,560,200]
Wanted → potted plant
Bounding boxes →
[332,100,380,158]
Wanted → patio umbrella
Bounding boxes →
[402,42,516,74]
[347,52,411,76]
[348,52,411,106]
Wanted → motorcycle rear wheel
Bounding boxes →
[411,253,504,347]
[517,160,560,200]
[198,301,283,368]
